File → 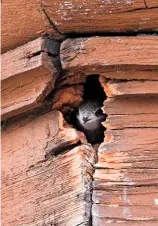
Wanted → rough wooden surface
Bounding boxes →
[1,37,60,121]
[43,0,158,33]
[146,0,158,8]
[52,85,84,111]
[104,113,158,129]
[104,96,158,114]
[61,36,158,79]
[92,76,158,225]
[2,110,96,226]
[2,0,50,53]
[100,78,158,97]
[92,128,158,225]
[2,1,158,53]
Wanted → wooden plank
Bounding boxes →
[104,114,158,129]
[145,0,158,8]
[103,96,158,115]
[2,1,158,53]
[93,186,158,206]
[93,128,158,224]
[92,204,158,221]
[93,217,158,226]
[94,168,158,185]
[43,1,158,33]
[97,128,158,169]
[2,110,96,225]
[100,80,158,128]
[2,0,50,53]
[101,70,158,80]
[2,110,83,185]
[1,37,61,120]
[61,37,158,77]
[99,79,158,97]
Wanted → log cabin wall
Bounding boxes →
[2,1,158,226]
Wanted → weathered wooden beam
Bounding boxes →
[2,1,158,53]
[61,36,158,79]
[104,113,158,129]
[101,70,158,80]
[103,96,158,128]
[100,79,158,97]
[97,128,158,169]
[43,0,158,33]
[2,0,48,53]
[103,96,158,115]
[92,217,158,226]
[1,37,61,121]
[92,128,158,225]
[145,0,158,8]
[2,111,96,226]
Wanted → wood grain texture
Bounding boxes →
[1,37,60,120]
[43,0,158,33]
[103,96,158,114]
[2,111,96,226]
[97,128,158,169]
[93,217,158,226]
[100,79,158,97]
[2,0,158,53]
[104,113,158,129]
[101,70,158,80]
[2,0,51,53]
[61,36,158,79]
[93,128,158,225]
[145,0,158,8]
[93,78,158,225]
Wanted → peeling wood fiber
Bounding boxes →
[1,37,61,121]
[2,0,158,53]
[2,110,97,226]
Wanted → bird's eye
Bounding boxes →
[95,108,103,116]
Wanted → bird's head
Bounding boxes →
[76,100,106,130]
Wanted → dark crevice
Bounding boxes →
[41,3,65,38]
[25,50,42,59]
[45,141,81,159]
[41,2,158,40]
[64,31,158,40]
[144,0,148,8]
[70,75,107,144]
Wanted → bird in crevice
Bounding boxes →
[75,99,106,143]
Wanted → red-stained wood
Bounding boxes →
[100,79,158,97]
[2,110,96,226]
[93,128,158,225]
[2,1,158,53]
[145,0,158,8]
[43,0,158,33]
[104,113,158,129]
[101,70,158,80]
[97,128,158,169]
[92,204,158,221]
[1,37,60,121]
[61,37,158,79]
[2,0,50,53]
[103,96,158,115]
[93,217,158,226]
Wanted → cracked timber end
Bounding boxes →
[2,110,97,226]
[2,32,158,226]
[1,37,61,121]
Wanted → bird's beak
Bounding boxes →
[83,117,90,123]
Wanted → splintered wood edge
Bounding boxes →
[1,37,60,121]
[43,1,158,33]
[60,36,158,80]
[99,77,158,97]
